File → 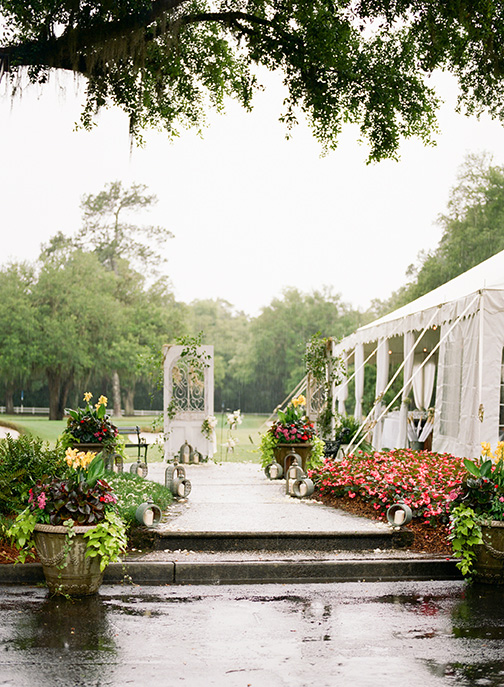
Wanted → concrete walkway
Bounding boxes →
[149,461,390,534]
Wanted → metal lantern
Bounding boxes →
[283,450,303,474]
[105,452,124,474]
[265,461,284,480]
[179,441,192,464]
[191,448,203,464]
[285,458,306,495]
[292,478,315,498]
[171,477,192,498]
[135,501,162,527]
[386,501,413,528]
[130,459,148,478]
[165,461,186,489]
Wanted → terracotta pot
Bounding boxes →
[273,443,312,473]
[473,521,504,584]
[34,523,104,596]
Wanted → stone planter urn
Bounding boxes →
[473,521,504,584]
[273,443,312,473]
[33,523,104,596]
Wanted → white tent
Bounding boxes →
[334,250,504,458]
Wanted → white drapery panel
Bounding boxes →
[373,338,389,450]
[397,331,415,447]
[412,354,436,410]
[354,343,365,420]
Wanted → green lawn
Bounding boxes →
[213,412,269,463]
[0,413,270,463]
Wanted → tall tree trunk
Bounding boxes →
[5,385,14,414]
[112,370,122,417]
[47,371,73,420]
[123,386,135,416]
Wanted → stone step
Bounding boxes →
[0,556,462,587]
[150,528,414,552]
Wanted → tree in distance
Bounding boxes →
[2,1,504,161]
[373,151,504,315]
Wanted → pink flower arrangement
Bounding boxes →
[308,448,466,523]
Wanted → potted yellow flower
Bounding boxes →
[8,448,127,596]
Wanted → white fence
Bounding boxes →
[0,407,162,417]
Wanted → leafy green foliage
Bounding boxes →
[61,393,119,450]
[236,287,363,412]
[5,1,504,160]
[106,472,173,525]
[333,413,373,453]
[5,507,37,563]
[0,434,67,514]
[28,476,117,526]
[449,504,483,577]
[259,430,279,468]
[84,510,128,571]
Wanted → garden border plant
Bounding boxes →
[309,447,466,523]
[448,444,504,579]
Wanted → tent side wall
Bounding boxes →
[481,291,504,449]
[432,313,480,458]
[335,289,504,458]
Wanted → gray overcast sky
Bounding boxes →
[2,68,504,316]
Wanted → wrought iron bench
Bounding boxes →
[117,426,149,477]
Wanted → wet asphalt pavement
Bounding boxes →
[2,580,504,687]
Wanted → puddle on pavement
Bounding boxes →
[424,659,504,686]
[5,594,117,653]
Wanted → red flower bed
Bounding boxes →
[309,448,466,524]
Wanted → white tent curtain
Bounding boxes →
[412,354,436,410]
[337,352,349,415]
[374,338,389,449]
[397,331,415,447]
[354,343,365,420]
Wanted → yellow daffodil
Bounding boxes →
[292,394,306,408]
[83,391,93,402]
[96,395,108,408]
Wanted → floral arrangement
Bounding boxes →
[309,448,465,522]
[270,395,315,444]
[259,395,324,469]
[8,448,127,569]
[449,442,504,576]
[61,392,118,450]
[201,415,217,441]
[226,409,242,430]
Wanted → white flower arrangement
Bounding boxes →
[226,409,243,430]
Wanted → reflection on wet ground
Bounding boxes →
[1,581,504,686]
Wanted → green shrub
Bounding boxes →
[0,435,67,514]
[106,472,173,525]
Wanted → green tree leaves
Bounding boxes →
[3,1,504,159]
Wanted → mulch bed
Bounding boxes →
[316,492,452,555]
[0,542,37,564]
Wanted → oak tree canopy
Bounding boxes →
[2,1,504,160]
